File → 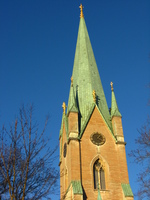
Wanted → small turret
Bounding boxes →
[110,82,124,143]
[67,77,79,140]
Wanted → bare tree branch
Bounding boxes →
[0,105,59,200]
[129,88,150,199]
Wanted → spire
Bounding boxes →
[111,82,122,117]
[69,5,111,133]
[67,77,78,114]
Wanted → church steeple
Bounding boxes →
[68,5,111,135]
[59,5,133,200]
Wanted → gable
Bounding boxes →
[80,105,115,142]
[81,106,116,145]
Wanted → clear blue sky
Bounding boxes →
[0,1,150,199]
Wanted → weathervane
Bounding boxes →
[110,82,114,91]
[79,4,84,18]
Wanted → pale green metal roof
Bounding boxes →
[64,180,83,198]
[67,17,111,135]
[59,114,68,138]
[111,89,122,118]
[121,183,134,197]
[59,113,64,138]
[67,84,78,114]
[72,181,83,194]
[80,103,95,137]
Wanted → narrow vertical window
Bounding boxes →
[100,168,106,189]
[93,159,106,190]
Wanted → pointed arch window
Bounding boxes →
[93,159,106,190]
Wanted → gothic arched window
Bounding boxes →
[93,159,106,190]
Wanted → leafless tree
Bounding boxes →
[130,87,150,200]
[0,105,58,200]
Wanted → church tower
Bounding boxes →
[59,5,133,200]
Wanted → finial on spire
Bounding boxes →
[62,102,67,114]
[71,76,73,87]
[110,82,114,91]
[92,90,96,103]
[79,4,84,18]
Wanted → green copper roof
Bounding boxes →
[59,113,68,138]
[71,181,83,194]
[121,183,134,197]
[67,83,78,114]
[111,88,122,117]
[80,103,95,137]
[64,180,83,198]
[63,181,83,199]
[59,114,64,138]
[68,16,111,134]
